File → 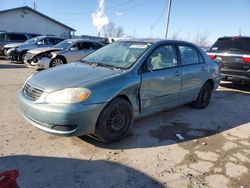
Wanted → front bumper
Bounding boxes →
[24,57,51,69]
[9,49,19,61]
[18,90,107,136]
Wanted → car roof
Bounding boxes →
[65,39,104,45]
[34,35,63,40]
[117,38,197,46]
[218,36,250,40]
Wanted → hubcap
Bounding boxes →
[107,109,126,132]
[52,59,63,67]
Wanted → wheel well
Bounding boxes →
[19,50,27,58]
[206,79,214,89]
[115,95,132,106]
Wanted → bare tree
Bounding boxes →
[115,26,124,38]
[192,31,210,47]
[103,22,124,38]
[170,28,182,40]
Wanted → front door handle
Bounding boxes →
[175,71,181,77]
[201,66,206,71]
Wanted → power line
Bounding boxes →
[150,2,167,30]
[45,0,152,21]
[38,0,138,15]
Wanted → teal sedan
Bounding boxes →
[18,39,220,142]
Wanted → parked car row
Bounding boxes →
[1,33,105,70]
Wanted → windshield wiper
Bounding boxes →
[81,60,122,70]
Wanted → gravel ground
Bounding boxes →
[0,60,249,188]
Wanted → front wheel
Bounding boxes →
[95,98,133,143]
[50,57,65,67]
[191,82,213,109]
[18,52,27,63]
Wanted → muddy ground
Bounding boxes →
[0,60,249,188]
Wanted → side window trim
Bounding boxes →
[198,51,205,64]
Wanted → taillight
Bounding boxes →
[242,57,250,63]
[208,55,216,60]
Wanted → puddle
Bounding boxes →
[149,122,218,142]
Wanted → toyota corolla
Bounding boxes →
[18,39,220,142]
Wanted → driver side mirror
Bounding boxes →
[140,59,153,73]
[37,41,42,45]
[70,47,78,51]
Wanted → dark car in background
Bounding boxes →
[207,36,250,85]
[0,32,40,56]
[9,36,64,62]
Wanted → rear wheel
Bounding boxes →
[95,98,133,143]
[50,57,66,67]
[192,82,213,109]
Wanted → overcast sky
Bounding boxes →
[1,0,250,44]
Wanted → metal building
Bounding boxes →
[0,6,75,39]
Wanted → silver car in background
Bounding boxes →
[24,39,104,69]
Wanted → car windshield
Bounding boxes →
[54,40,73,49]
[82,41,151,69]
[210,37,250,53]
[23,36,43,45]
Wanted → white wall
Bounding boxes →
[0,8,72,38]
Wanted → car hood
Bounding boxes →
[17,44,37,51]
[4,43,22,48]
[28,47,61,55]
[28,62,122,92]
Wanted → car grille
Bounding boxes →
[23,83,44,100]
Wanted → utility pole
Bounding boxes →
[33,2,36,10]
[165,0,172,39]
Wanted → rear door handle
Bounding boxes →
[175,71,181,77]
[201,66,206,71]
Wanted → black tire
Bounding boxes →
[50,57,66,67]
[192,82,213,109]
[95,98,133,143]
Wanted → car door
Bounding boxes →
[66,42,83,62]
[177,44,209,104]
[140,44,182,114]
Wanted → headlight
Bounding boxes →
[44,88,91,104]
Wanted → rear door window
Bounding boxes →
[78,42,96,50]
[178,45,200,65]
[210,38,250,53]
[54,38,63,44]
[44,38,54,45]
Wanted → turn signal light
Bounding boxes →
[242,57,250,63]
